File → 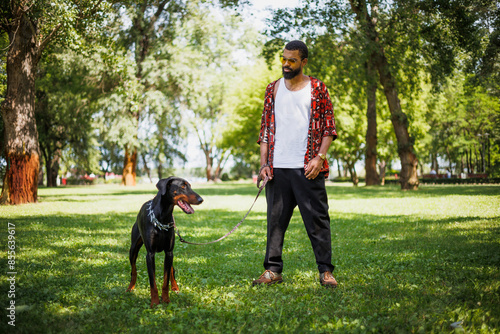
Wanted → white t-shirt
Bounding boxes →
[273,78,311,168]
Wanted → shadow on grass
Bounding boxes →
[1,206,499,333]
[39,191,157,203]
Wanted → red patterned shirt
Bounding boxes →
[258,77,337,177]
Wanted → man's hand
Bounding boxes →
[260,166,272,182]
[304,156,324,180]
[257,165,272,188]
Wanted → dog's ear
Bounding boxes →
[156,177,175,196]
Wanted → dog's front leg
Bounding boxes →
[162,251,174,303]
[146,252,160,308]
[170,267,179,293]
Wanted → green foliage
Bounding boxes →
[91,0,254,180]
[4,0,497,187]
[1,0,110,53]
[222,57,280,174]
[329,88,366,181]
[36,47,103,177]
[169,2,262,180]
[0,1,109,188]
[398,72,432,158]
[374,90,399,166]
[417,0,498,92]
[87,0,191,179]
[260,0,499,184]
[423,72,500,176]
[0,183,499,332]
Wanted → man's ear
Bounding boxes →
[156,177,175,196]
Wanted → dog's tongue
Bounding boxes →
[178,200,195,214]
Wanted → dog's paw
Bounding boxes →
[150,292,161,308]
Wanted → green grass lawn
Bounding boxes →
[1,182,499,333]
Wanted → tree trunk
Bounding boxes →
[122,147,137,186]
[142,153,152,183]
[158,162,163,180]
[431,154,439,172]
[467,148,472,173]
[46,149,61,188]
[373,44,419,189]
[40,141,61,188]
[213,149,230,182]
[460,154,464,174]
[1,14,41,205]
[204,150,213,182]
[378,160,387,185]
[350,0,419,190]
[38,165,45,186]
[380,76,419,189]
[476,143,482,173]
[214,164,221,181]
[365,59,380,186]
[122,3,170,188]
[446,147,453,174]
[487,135,490,171]
[348,163,359,186]
[464,153,467,173]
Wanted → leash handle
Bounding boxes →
[176,176,269,245]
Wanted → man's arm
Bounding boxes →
[259,142,272,181]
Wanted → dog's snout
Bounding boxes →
[197,196,204,204]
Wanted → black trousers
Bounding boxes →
[264,168,334,274]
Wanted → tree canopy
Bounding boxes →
[1,0,498,201]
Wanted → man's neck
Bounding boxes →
[284,74,310,91]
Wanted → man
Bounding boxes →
[254,40,338,288]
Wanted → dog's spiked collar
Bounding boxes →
[147,200,174,231]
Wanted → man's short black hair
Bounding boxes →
[284,40,308,60]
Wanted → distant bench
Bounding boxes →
[419,174,499,184]
[422,173,488,179]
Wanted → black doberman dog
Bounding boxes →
[126,177,203,307]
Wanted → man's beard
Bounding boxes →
[282,66,301,79]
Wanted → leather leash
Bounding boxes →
[175,176,269,245]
